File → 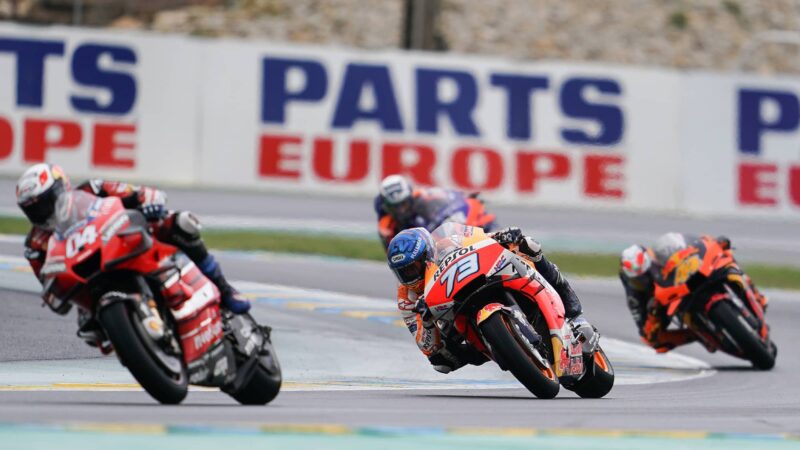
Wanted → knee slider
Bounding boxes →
[175,211,202,239]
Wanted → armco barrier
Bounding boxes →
[1,23,799,217]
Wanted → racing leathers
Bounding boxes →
[621,234,768,353]
[376,187,494,250]
[23,180,248,349]
[621,265,698,353]
[396,227,590,373]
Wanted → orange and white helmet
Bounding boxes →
[620,244,652,278]
[15,163,70,226]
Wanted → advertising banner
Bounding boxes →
[2,23,800,218]
[0,24,200,184]
[199,42,682,210]
[682,73,800,216]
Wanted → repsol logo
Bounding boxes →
[433,245,475,280]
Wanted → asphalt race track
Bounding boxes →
[0,187,798,448]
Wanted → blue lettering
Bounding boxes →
[416,68,479,136]
[261,57,327,124]
[738,89,799,155]
[0,38,64,107]
[560,78,623,146]
[332,64,403,131]
[70,44,137,115]
[490,74,549,140]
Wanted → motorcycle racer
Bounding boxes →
[16,164,251,348]
[375,175,496,250]
[620,232,768,353]
[388,226,596,374]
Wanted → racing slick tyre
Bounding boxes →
[709,300,776,370]
[229,363,282,405]
[571,347,615,399]
[99,301,189,404]
[480,312,560,399]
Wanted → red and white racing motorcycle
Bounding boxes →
[39,191,281,404]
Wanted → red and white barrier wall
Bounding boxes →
[1,24,799,217]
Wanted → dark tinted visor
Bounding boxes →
[387,199,413,221]
[19,184,61,226]
[393,260,426,285]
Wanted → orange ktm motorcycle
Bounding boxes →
[654,236,777,370]
[419,223,614,399]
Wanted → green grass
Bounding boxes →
[203,230,387,261]
[2,217,799,290]
[0,216,31,235]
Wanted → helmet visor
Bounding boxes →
[387,198,413,222]
[19,183,61,226]
[392,259,426,285]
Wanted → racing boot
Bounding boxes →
[745,274,769,312]
[199,254,251,314]
[76,309,113,354]
[568,315,599,355]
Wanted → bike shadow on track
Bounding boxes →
[412,393,587,401]
[709,365,762,372]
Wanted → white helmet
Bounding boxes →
[379,175,415,221]
[380,175,413,205]
[653,232,688,265]
[16,163,70,226]
[620,244,652,278]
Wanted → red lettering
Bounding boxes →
[516,151,570,193]
[451,146,503,190]
[92,123,135,168]
[381,142,436,185]
[738,162,777,206]
[584,155,624,198]
[789,165,800,207]
[23,119,82,162]
[259,134,302,179]
[312,138,369,182]
[0,116,11,160]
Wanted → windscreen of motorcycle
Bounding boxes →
[424,223,501,307]
[49,191,102,239]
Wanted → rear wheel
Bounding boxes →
[480,312,560,399]
[227,328,282,405]
[99,301,188,404]
[229,363,282,405]
[709,300,776,370]
[572,347,615,398]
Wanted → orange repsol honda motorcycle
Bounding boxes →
[420,223,614,399]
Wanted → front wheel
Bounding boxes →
[571,347,615,398]
[99,302,188,404]
[709,300,776,370]
[480,312,560,399]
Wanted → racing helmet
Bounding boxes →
[379,175,415,222]
[15,163,70,227]
[620,244,652,278]
[387,227,434,286]
[653,232,688,265]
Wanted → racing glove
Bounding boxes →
[138,188,167,221]
[492,226,523,246]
